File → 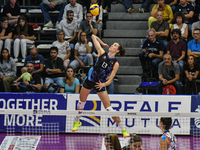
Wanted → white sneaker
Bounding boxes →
[103,9,108,13]
[44,21,53,28]
[22,59,25,63]
[14,58,18,62]
[56,21,60,27]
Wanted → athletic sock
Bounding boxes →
[118,122,124,130]
[75,116,80,122]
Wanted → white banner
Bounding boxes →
[66,94,191,135]
[0,136,41,150]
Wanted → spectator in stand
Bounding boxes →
[0,48,16,92]
[44,47,64,93]
[122,134,144,150]
[52,30,71,70]
[148,0,173,30]
[13,16,35,63]
[139,30,164,78]
[0,17,13,54]
[123,0,135,13]
[157,53,181,94]
[24,47,45,76]
[60,67,80,93]
[40,0,67,28]
[78,12,98,55]
[151,11,169,47]
[171,12,188,41]
[187,28,200,65]
[139,0,177,13]
[3,0,20,26]
[167,29,186,82]
[104,133,121,150]
[69,32,93,70]
[16,62,41,92]
[192,12,200,38]
[62,0,83,28]
[57,10,78,60]
[184,55,199,94]
[174,0,194,33]
[102,0,112,13]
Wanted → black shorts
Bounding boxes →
[83,78,106,92]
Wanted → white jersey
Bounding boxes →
[160,130,177,150]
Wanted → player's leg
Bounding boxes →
[97,91,130,138]
[72,86,91,132]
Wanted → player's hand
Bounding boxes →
[95,80,104,90]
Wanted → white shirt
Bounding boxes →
[62,2,83,25]
[58,20,78,39]
[173,23,187,35]
[75,42,92,56]
[52,41,71,59]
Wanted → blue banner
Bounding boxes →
[0,93,67,132]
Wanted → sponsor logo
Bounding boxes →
[33,110,51,115]
[194,105,200,128]
[127,113,137,115]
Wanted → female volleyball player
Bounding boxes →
[122,134,144,150]
[72,34,130,138]
[159,117,177,150]
[104,133,121,150]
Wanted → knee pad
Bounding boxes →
[77,100,86,109]
[105,106,114,111]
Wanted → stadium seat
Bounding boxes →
[139,82,158,94]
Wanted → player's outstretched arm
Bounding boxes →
[92,34,109,56]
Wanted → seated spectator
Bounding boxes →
[157,53,181,94]
[57,10,78,60]
[192,12,200,38]
[69,32,93,70]
[14,67,32,83]
[171,12,188,41]
[78,12,98,55]
[24,47,44,77]
[62,0,83,28]
[174,0,194,33]
[44,47,64,93]
[148,0,173,30]
[60,67,80,93]
[151,11,169,47]
[167,29,186,82]
[0,17,13,54]
[184,55,199,94]
[40,0,67,28]
[16,62,41,92]
[122,134,144,150]
[102,0,112,13]
[52,30,71,70]
[124,0,135,13]
[13,16,35,63]
[139,30,164,78]
[187,28,200,65]
[88,0,103,37]
[3,0,20,26]
[139,0,177,13]
[104,133,121,150]
[0,48,16,92]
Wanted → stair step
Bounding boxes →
[111,3,155,12]
[114,84,139,94]
[102,38,146,47]
[116,75,141,84]
[117,66,142,75]
[106,21,148,30]
[125,48,141,56]
[104,30,147,38]
[117,57,140,66]
[108,12,150,20]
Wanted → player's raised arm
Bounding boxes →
[91,34,109,56]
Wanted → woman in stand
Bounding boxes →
[72,34,129,138]
[184,55,199,95]
[60,67,80,93]
[52,30,71,70]
[171,12,188,41]
[13,16,35,63]
[69,31,93,70]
